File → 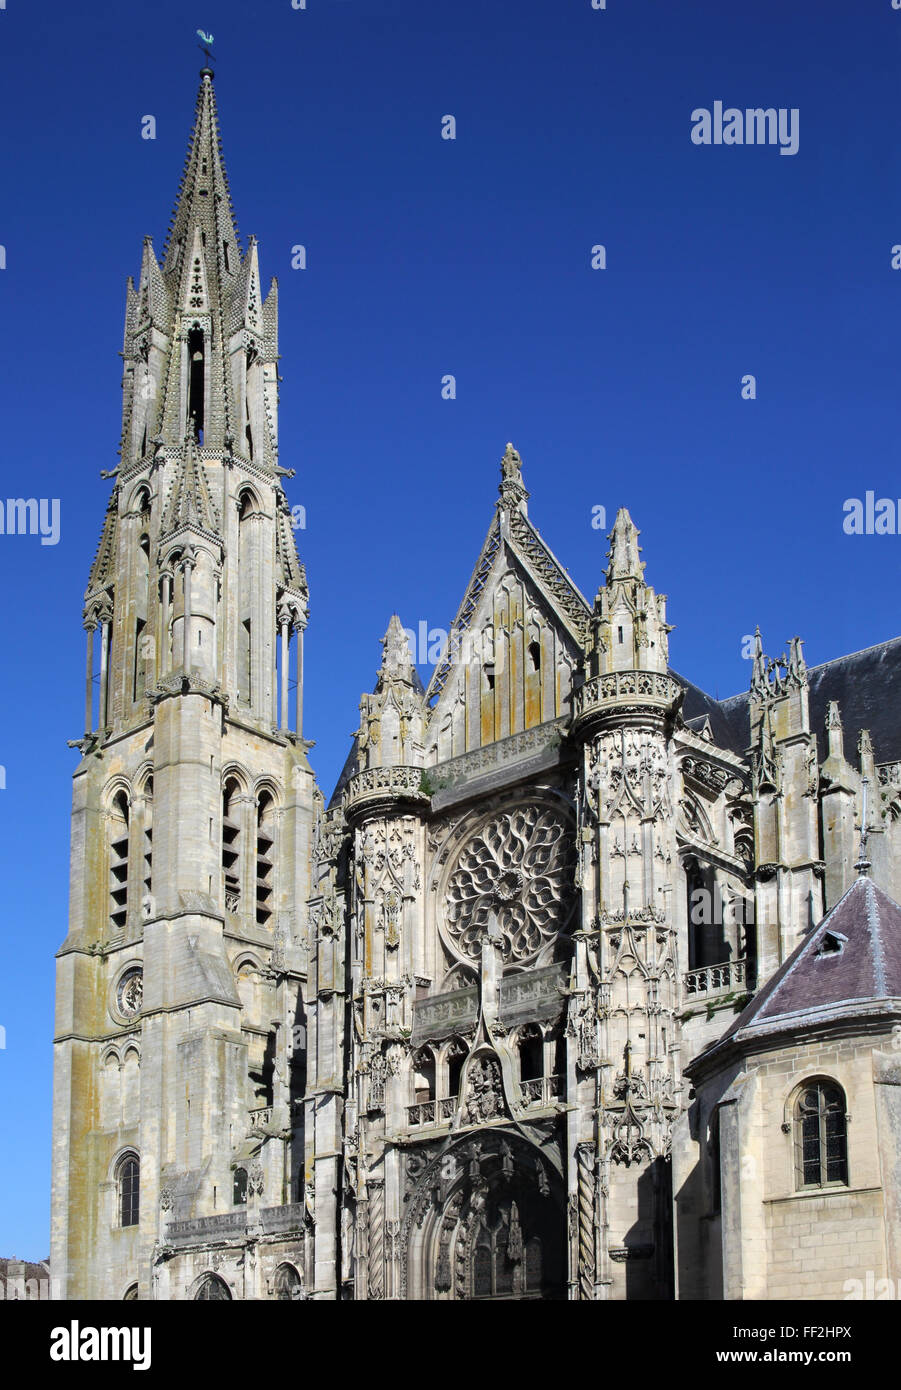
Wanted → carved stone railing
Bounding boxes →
[520,1074,563,1108]
[573,671,681,725]
[406,1094,458,1128]
[427,717,568,796]
[407,1099,436,1127]
[248,1105,273,1130]
[683,957,748,1000]
[260,1202,305,1236]
[166,1210,247,1247]
[878,762,901,792]
[344,765,430,818]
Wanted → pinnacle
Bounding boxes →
[380,615,416,680]
[498,442,529,512]
[606,507,644,583]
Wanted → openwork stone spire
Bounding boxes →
[162,68,241,299]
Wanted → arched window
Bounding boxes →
[794,1081,848,1190]
[412,1049,436,1104]
[233,1166,248,1206]
[447,1041,466,1100]
[123,1284,139,1301]
[222,778,242,913]
[237,492,257,706]
[109,790,130,933]
[518,1025,544,1082]
[133,535,150,702]
[685,856,705,970]
[187,327,205,441]
[255,790,276,927]
[117,1153,140,1228]
[274,1264,303,1301]
[141,776,153,918]
[194,1273,231,1301]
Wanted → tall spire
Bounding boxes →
[162,68,241,300]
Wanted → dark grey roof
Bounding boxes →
[805,637,901,764]
[688,875,901,1075]
[673,635,901,767]
[328,739,359,810]
[671,670,749,756]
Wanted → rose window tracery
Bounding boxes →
[444,805,576,963]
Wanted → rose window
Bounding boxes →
[444,805,576,963]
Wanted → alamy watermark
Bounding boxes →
[844,1272,901,1300]
[0,498,60,545]
[842,492,901,535]
[691,103,799,157]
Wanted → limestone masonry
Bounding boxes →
[51,71,901,1301]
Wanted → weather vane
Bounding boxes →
[197,29,215,66]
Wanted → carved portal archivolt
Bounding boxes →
[401,1130,565,1300]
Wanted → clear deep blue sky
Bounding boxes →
[1,0,900,1259]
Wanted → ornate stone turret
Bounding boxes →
[342,618,429,828]
[575,509,679,733]
[569,511,681,1298]
[356,616,427,772]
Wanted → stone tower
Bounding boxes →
[51,69,314,1301]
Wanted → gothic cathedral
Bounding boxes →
[52,71,901,1302]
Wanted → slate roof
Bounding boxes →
[673,670,749,755]
[688,875,901,1075]
[805,638,901,764]
[674,636,901,766]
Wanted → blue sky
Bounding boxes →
[1,0,900,1259]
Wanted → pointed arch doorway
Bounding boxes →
[404,1131,566,1300]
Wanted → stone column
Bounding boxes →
[279,614,290,732]
[98,611,111,730]
[84,620,96,734]
[181,553,194,672]
[295,623,304,737]
[159,571,172,673]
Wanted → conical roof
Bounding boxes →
[690,875,901,1073]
